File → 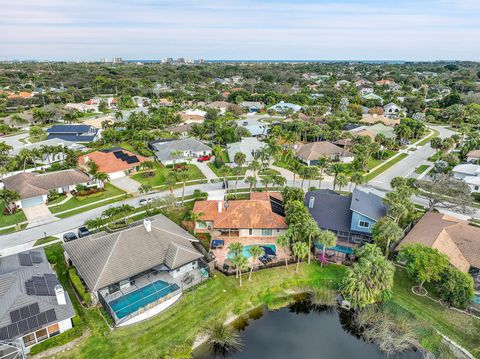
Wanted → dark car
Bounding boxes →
[63,232,78,242]
[78,226,90,238]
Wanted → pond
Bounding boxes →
[195,300,422,359]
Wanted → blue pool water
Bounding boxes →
[109,280,180,319]
[327,245,354,254]
[227,244,276,260]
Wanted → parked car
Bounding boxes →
[139,198,153,206]
[78,226,90,238]
[197,155,212,162]
[63,232,78,242]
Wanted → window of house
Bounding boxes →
[47,323,60,336]
[35,328,49,342]
[23,333,36,347]
[475,186,479,191]
[358,220,370,229]
[197,221,207,229]
[249,229,253,235]
[261,229,272,236]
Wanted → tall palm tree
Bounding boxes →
[247,245,265,280]
[275,231,291,267]
[290,161,303,188]
[245,176,256,195]
[91,171,110,187]
[304,218,321,264]
[349,172,365,192]
[329,163,344,190]
[248,160,261,180]
[228,242,243,278]
[232,255,248,287]
[316,230,337,266]
[175,171,190,205]
[336,173,349,193]
[292,241,308,273]
[165,172,177,193]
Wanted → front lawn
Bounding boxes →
[364,153,409,182]
[0,203,27,228]
[207,162,247,178]
[132,162,205,187]
[50,184,126,214]
[392,268,480,357]
[414,164,430,174]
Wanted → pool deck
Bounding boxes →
[211,236,290,269]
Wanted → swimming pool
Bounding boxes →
[227,244,276,260]
[109,280,180,319]
[474,294,480,305]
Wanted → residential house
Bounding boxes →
[359,86,374,96]
[452,163,480,193]
[206,101,231,113]
[166,123,194,138]
[46,125,100,143]
[361,114,400,127]
[375,79,394,86]
[240,101,265,113]
[0,169,93,209]
[226,137,266,163]
[0,248,75,349]
[362,93,384,104]
[63,216,207,326]
[398,212,480,286]
[306,189,387,260]
[466,150,480,163]
[383,102,402,118]
[78,148,149,179]
[268,101,302,114]
[349,123,396,140]
[193,192,288,266]
[9,139,86,165]
[235,119,268,137]
[295,141,354,165]
[149,138,212,165]
[180,109,206,123]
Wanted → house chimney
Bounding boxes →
[54,285,66,305]
[217,201,223,213]
[308,196,315,208]
[144,218,152,232]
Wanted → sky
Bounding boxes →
[1,0,480,61]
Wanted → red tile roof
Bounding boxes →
[78,149,149,174]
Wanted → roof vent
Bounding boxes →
[308,196,315,208]
[144,218,152,232]
[55,285,66,305]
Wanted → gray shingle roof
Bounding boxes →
[63,215,204,291]
[2,169,91,199]
[0,249,75,340]
[226,137,266,162]
[305,189,352,232]
[350,188,387,221]
[152,138,212,162]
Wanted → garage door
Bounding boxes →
[21,196,45,208]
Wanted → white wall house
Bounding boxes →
[452,163,480,193]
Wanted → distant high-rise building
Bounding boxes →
[100,58,108,63]
[177,58,186,64]
[112,57,123,63]
[162,58,174,64]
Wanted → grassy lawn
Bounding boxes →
[427,152,442,162]
[207,163,247,178]
[50,184,127,214]
[364,153,409,182]
[392,268,480,357]
[414,164,430,174]
[32,244,480,358]
[416,129,440,147]
[259,168,280,176]
[132,162,205,187]
[49,260,347,359]
[34,236,59,247]
[0,223,27,235]
[0,203,27,228]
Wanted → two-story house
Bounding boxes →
[305,189,388,261]
[46,125,100,143]
[192,192,288,267]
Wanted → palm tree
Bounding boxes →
[329,163,344,190]
[17,148,32,172]
[260,174,273,193]
[316,230,337,266]
[247,245,265,280]
[304,218,321,264]
[290,161,303,188]
[336,173,349,193]
[349,172,365,192]
[139,183,153,209]
[84,217,103,233]
[292,241,308,272]
[248,160,261,181]
[245,176,256,195]
[164,172,177,193]
[275,232,291,267]
[233,255,248,287]
[87,160,99,175]
[91,171,110,187]
[175,171,190,205]
[228,242,243,277]
[0,189,20,214]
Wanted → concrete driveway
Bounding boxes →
[111,176,142,194]
[1,132,29,151]
[195,161,218,180]
[23,204,58,228]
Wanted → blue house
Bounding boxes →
[305,189,387,258]
[46,125,99,143]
